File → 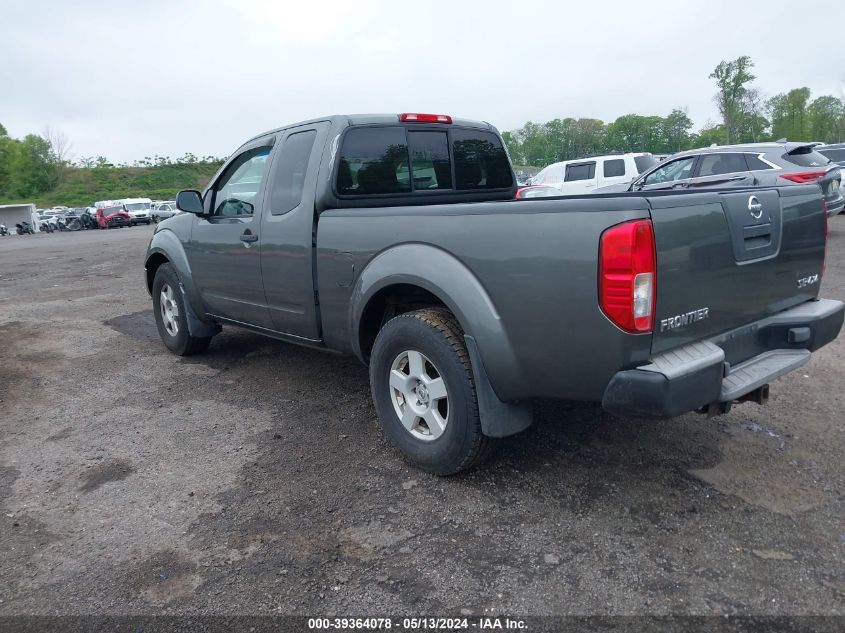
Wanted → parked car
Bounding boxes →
[595,142,844,216]
[36,214,58,232]
[816,144,845,212]
[117,197,153,226]
[816,143,845,164]
[96,205,132,229]
[144,112,842,475]
[514,172,535,187]
[151,201,179,222]
[531,153,657,195]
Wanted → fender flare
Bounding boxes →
[350,243,532,435]
[145,230,220,339]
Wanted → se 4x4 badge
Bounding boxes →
[797,274,819,288]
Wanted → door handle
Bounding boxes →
[240,233,258,243]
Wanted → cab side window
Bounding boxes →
[642,156,696,186]
[565,162,595,182]
[269,130,317,215]
[603,159,625,178]
[212,147,271,217]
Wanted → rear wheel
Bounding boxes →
[152,263,212,356]
[369,308,495,475]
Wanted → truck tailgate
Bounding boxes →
[648,185,826,355]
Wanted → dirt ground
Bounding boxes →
[0,222,843,617]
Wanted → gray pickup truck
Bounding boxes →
[144,113,843,474]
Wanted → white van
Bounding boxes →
[531,153,657,195]
[115,197,153,226]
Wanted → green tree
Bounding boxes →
[807,95,844,143]
[663,108,693,152]
[709,56,756,143]
[691,123,727,148]
[569,118,606,159]
[737,88,769,142]
[517,121,556,166]
[501,131,522,165]
[0,135,20,197]
[768,88,811,140]
[543,118,570,162]
[605,114,665,153]
[9,134,56,197]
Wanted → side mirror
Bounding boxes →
[176,190,204,214]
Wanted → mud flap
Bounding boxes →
[178,282,221,338]
[464,335,533,437]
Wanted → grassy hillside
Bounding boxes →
[0,161,223,208]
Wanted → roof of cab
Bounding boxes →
[246,114,493,144]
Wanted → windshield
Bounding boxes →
[102,206,123,215]
[124,203,150,211]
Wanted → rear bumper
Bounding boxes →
[602,298,844,418]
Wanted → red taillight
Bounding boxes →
[780,171,827,184]
[599,219,656,333]
[399,113,452,124]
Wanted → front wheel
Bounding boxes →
[152,263,212,356]
[369,308,496,475]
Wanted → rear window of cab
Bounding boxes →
[336,126,512,196]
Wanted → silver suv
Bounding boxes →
[596,142,844,216]
[151,201,180,223]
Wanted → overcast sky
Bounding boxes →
[1,0,841,163]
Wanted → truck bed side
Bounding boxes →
[317,196,655,402]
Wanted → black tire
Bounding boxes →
[152,263,212,356]
[369,307,496,475]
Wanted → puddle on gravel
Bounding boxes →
[104,310,159,341]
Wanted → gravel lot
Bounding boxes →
[0,222,843,617]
